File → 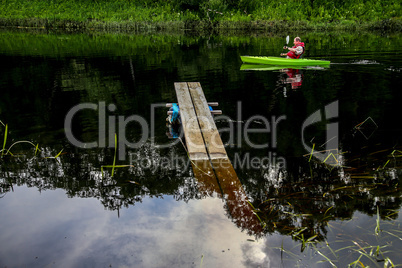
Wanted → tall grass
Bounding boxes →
[0,0,198,23]
[0,0,400,31]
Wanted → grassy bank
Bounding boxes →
[0,0,401,32]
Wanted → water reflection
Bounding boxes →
[240,64,330,93]
[1,141,401,239]
[1,29,402,266]
[279,68,303,89]
[192,158,264,236]
[1,124,402,265]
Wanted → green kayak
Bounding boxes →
[240,56,330,66]
[240,64,330,71]
[240,64,291,71]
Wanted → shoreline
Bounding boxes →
[0,18,401,33]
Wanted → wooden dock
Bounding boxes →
[172,82,263,235]
[174,82,227,161]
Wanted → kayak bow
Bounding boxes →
[240,56,330,66]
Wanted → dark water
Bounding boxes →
[0,29,401,267]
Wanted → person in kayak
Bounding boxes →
[281,37,305,59]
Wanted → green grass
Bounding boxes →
[0,0,400,31]
[0,0,197,30]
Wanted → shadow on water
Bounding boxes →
[1,29,402,266]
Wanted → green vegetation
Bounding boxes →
[101,134,133,178]
[1,120,40,157]
[0,0,400,31]
[271,206,401,267]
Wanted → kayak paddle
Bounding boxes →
[281,35,290,56]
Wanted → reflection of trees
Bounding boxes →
[0,143,200,211]
[237,149,402,243]
[1,142,400,242]
[1,29,401,242]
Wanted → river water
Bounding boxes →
[0,29,401,267]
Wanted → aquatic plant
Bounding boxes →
[1,123,7,156]
[270,206,401,267]
[0,121,132,179]
[1,121,40,157]
[101,134,132,178]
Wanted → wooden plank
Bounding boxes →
[211,158,264,235]
[166,102,219,107]
[191,160,222,198]
[167,110,222,115]
[174,82,208,161]
[174,82,263,235]
[187,82,228,160]
[192,158,263,235]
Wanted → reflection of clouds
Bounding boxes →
[0,186,108,267]
[241,241,270,267]
[91,197,271,268]
[0,186,271,268]
[4,184,400,267]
